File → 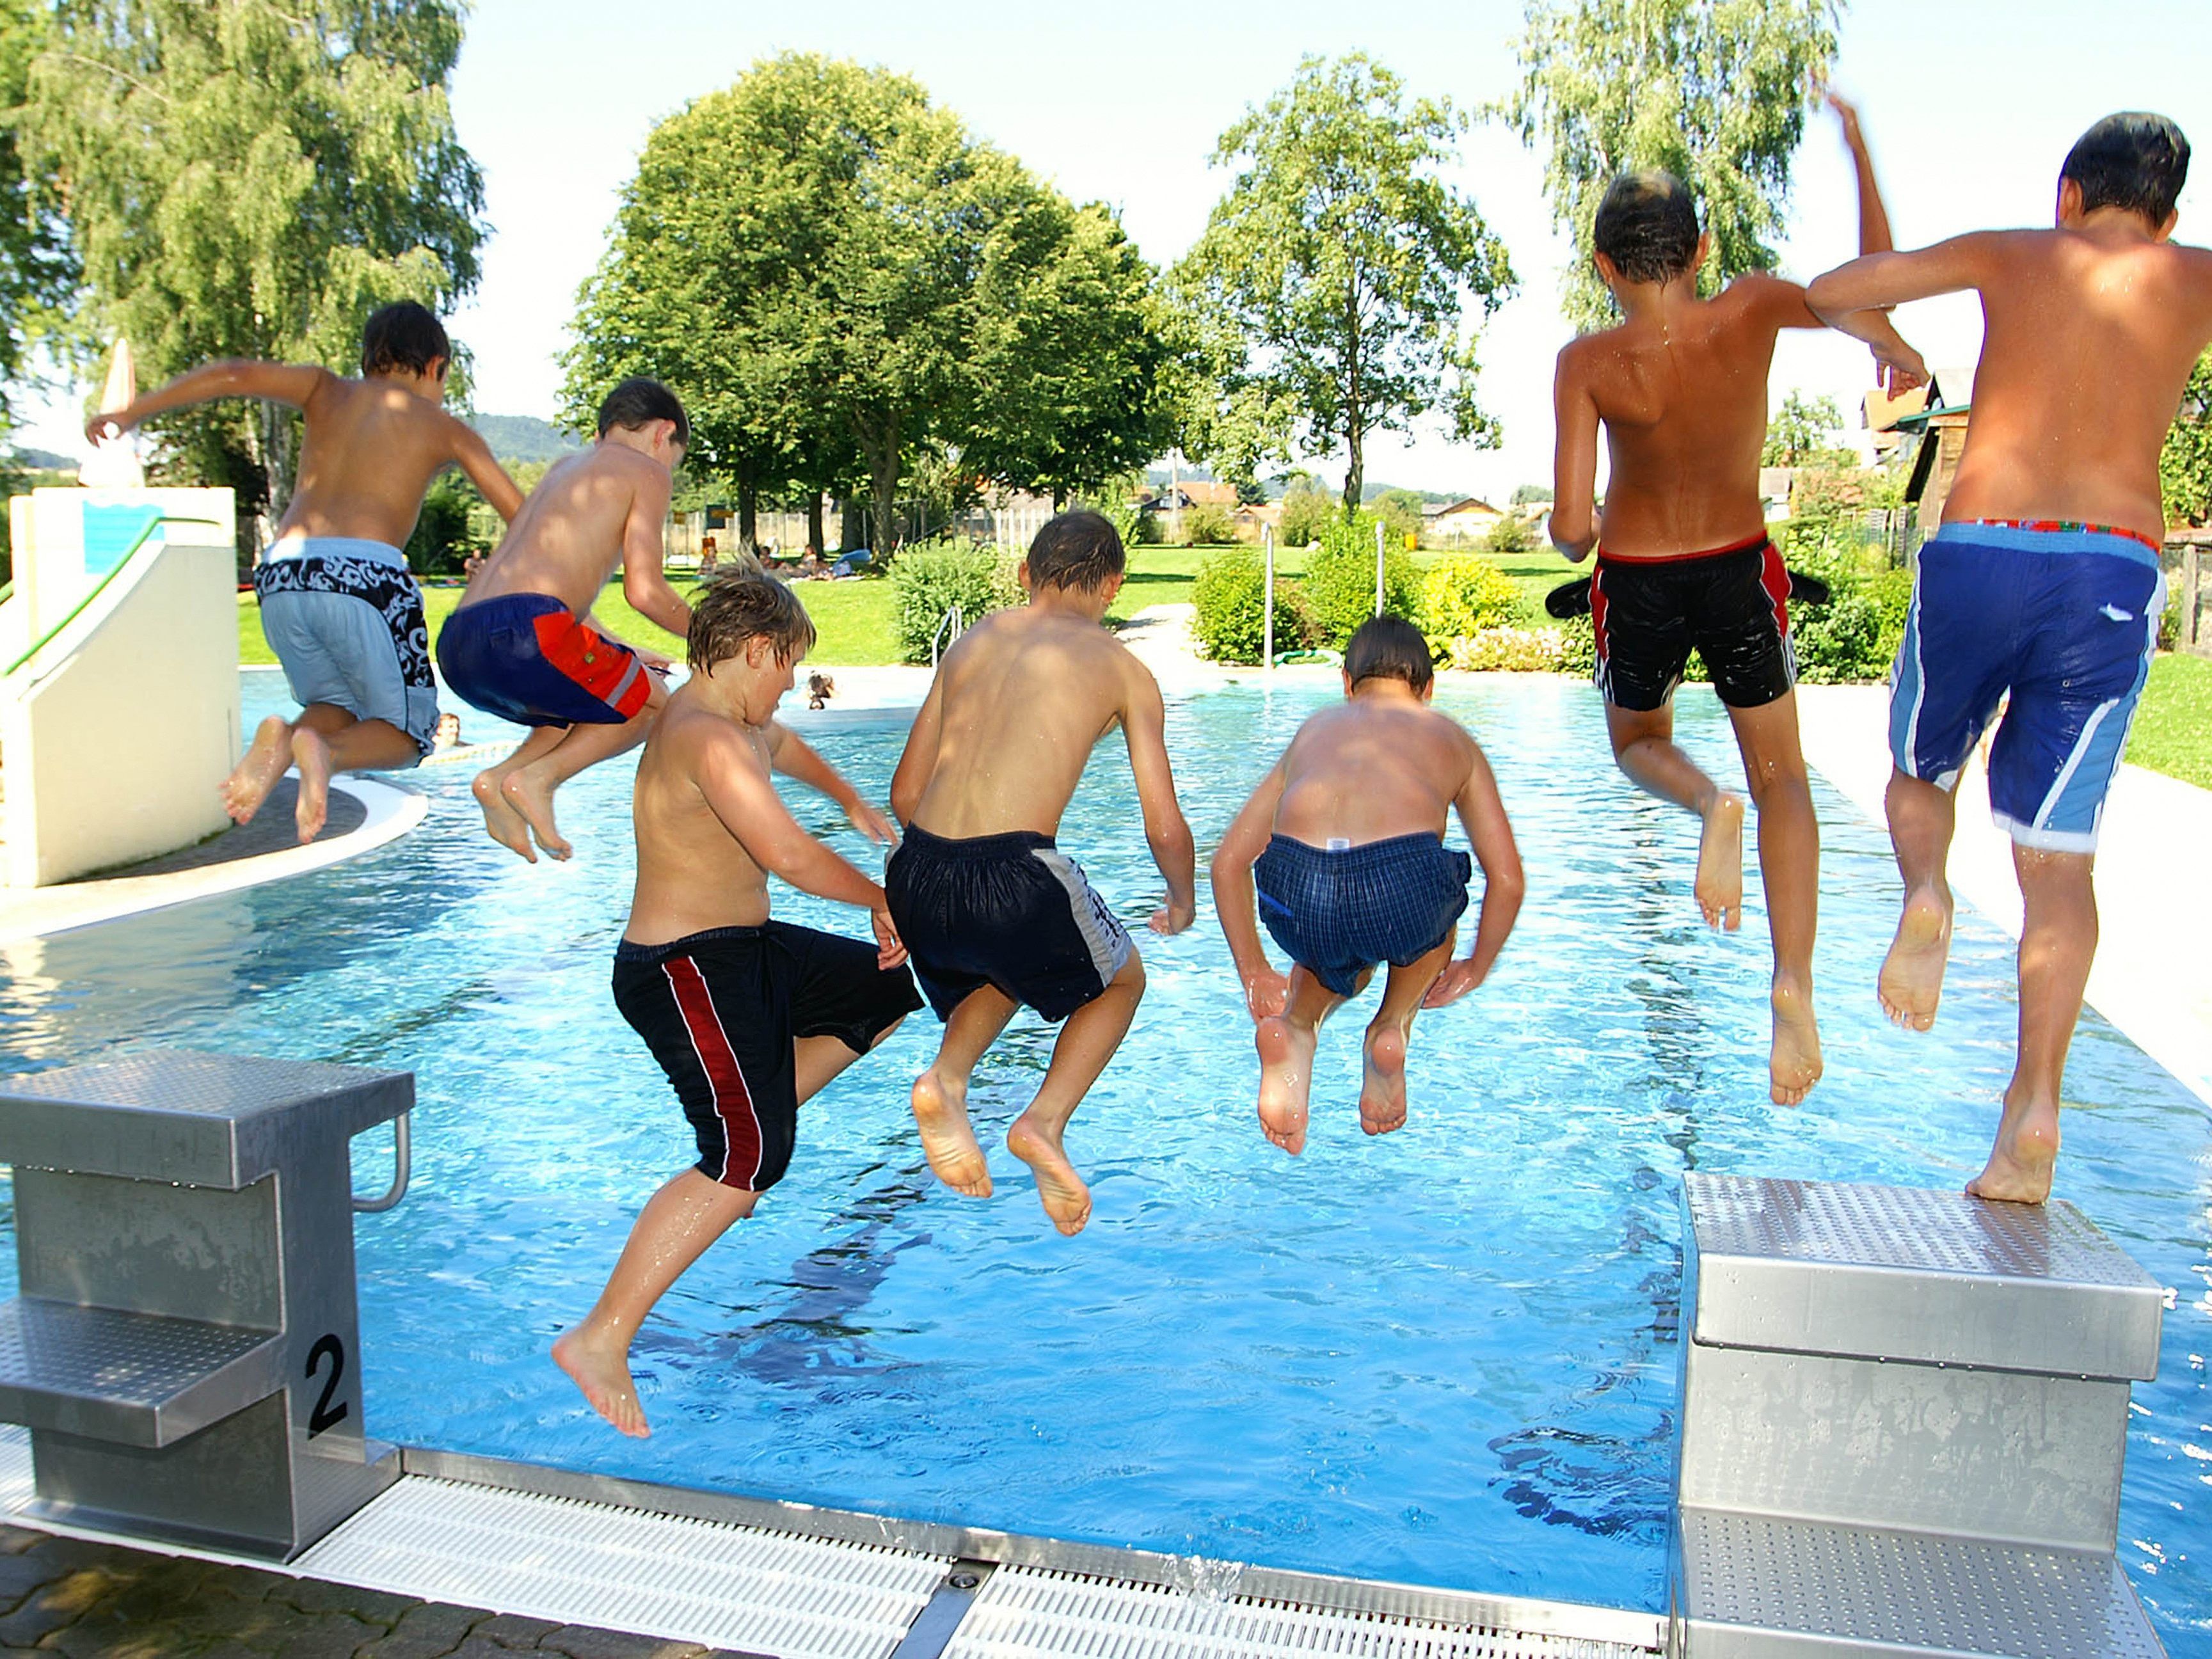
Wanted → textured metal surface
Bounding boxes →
[945,1564,1660,1658]
[1677,1341,2128,1551]
[298,1476,948,1659]
[0,1050,411,1186]
[1675,1508,2165,1658]
[0,1298,280,1447]
[14,1169,281,1326]
[1682,1175,2163,1379]
[887,1564,995,1659]
[402,1444,1668,1649]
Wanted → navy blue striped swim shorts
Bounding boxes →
[1253,832,1471,998]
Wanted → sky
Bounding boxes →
[16,0,2212,501]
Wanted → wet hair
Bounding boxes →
[1025,509,1126,592]
[360,301,449,377]
[2062,113,2190,225]
[597,376,690,448]
[688,569,816,671]
[1593,171,1701,285]
[1344,615,1433,695]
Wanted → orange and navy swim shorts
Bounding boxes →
[436,592,653,727]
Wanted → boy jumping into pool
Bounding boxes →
[438,376,693,862]
[1211,617,1524,1155]
[1547,95,1926,1106]
[1808,112,2212,1202]
[884,511,1197,1236]
[87,303,523,843]
[554,573,919,1437]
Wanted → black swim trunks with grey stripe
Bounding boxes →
[885,823,1133,1022]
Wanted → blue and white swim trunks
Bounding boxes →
[1890,520,2165,853]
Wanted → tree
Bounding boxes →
[24,0,486,517]
[1174,54,1515,517]
[1508,0,1842,327]
[567,53,1170,553]
[1510,482,1555,505]
[1763,389,1850,466]
[0,1,74,434]
[2161,347,2212,528]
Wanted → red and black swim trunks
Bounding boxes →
[437,592,653,728]
[1589,534,1796,712]
[612,923,921,1193]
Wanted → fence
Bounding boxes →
[2169,530,2212,656]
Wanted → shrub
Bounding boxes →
[1484,512,1536,555]
[1785,541,1908,683]
[891,538,1020,663]
[1302,512,1423,647]
[1278,482,1337,548]
[1447,626,1566,672]
[1420,555,1524,649]
[1371,488,1427,546]
[1181,500,1237,545]
[1133,510,1166,544]
[1556,619,1597,681]
[2161,582,2183,651]
[1190,546,1319,663]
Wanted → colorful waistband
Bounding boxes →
[1595,532,1773,566]
[1956,518,2161,552]
[1932,518,2163,568]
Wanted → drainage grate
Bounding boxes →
[941,1564,1661,1658]
[296,1475,950,1659]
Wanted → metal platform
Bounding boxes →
[0,1298,280,1445]
[1682,1175,2162,1379]
[1675,1509,2163,1659]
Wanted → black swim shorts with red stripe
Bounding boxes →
[611,923,921,1193]
[1589,534,1797,711]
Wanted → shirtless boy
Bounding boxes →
[553,573,919,1437]
[438,377,692,862]
[1808,113,2212,1203]
[1548,97,1925,1106]
[88,303,522,843]
[1211,617,1524,1155]
[884,511,1196,1236]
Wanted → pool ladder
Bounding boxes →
[1672,1173,2167,1657]
[0,1051,411,1559]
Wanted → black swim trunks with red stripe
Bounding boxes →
[1589,534,1797,711]
[612,922,921,1193]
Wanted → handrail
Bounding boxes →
[930,601,966,668]
[351,1112,411,1214]
[3,512,223,679]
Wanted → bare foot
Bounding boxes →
[471,765,537,863]
[290,728,333,844]
[1255,1015,1316,1155]
[552,1326,649,1438]
[501,765,573,861]
[912,1069,992,1197]
[1006,1113,1092,1235]
[1696,794,1746,930]
[1966,1094,2060,1204]
[1769,977,1824,1106]
[1878,888,1952,1031]
[221,715,292,825]
[1360,1024,1409,1136]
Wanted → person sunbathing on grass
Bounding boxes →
[1210,617,1523,1155]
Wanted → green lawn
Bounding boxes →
[2129,652,2212,790]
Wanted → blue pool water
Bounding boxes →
[1,672,2207,1643]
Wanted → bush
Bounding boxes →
[1556,619,1596,681]
[1785,540,1909,683]
[891,538,1020,663]
[1447,626,1566,672]
[1420,555,1524,649]
[1484,512,1536,555]
[1371,488,1427,546]
[1302,512,1422,647]
[1278,482,1337,548]
[1133,510,1166,545]
[1190,546,1319,663]
[2161,582,2183,652]
[1181,500,1237,545]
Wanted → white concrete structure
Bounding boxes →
[3,488,237,887]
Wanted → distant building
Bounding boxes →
[1866,369,1975,560]
[1758,467,1795,521]
[1423,497,1504,543]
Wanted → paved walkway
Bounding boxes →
[0,1523,754,1659]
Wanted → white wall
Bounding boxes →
[3,489,239,887]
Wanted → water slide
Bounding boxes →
[1,488,239,887]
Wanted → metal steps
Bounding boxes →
[0,1298,282,1446]
[1672,1175,2166,1657]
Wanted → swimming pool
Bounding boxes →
[1,673,2206,1644]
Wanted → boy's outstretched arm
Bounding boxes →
[88,360,327,443]
[617,464,694,639]
[1122,664,1197,935]
[694,724,905,968]
[450,421,526,523]
[1548,351,1600,561]
[888,673,947,825]
[1809,234,1993,345]
[1209,760,1291,1020]
[1425,743,1525,1008]
[1829,92,1893,256]
[765,720,896,843]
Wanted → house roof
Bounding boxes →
[1426,496,1500,517]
